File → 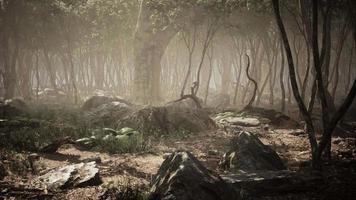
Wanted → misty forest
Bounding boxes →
[1,0,356,199]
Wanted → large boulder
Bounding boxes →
[238,107,299,128]
[37,88,68,103]
[149,151,239,200]
[37,162,102,190]
[0,98,29,118]
[81,95,131,111]
[220,131,286,171]
[86,101,133,127]
[119,104,216,135]
[39,137,75,153]
[222,117,261,127]
[166,98,203,109]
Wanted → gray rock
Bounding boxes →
[239,107,299,128]
[38,161,102,190]
[75,136,97,150]
[86,101,133,127]
[220,131,286,171]
[119,105,216,135]
[82,95,131,111]
[224,117,261,127]
[40,137,75,153]
[222,170,323,199]
[208,149,219,156]
[38,88,67,103]
[149,151,238,200]
[0,98,29,118]
[81,156,102,164]
[166,98,203,109]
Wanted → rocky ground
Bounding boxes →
[1,97,356,200]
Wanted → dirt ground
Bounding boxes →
[1,113,356,199]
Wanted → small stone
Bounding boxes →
[162,153,171,159]
[81,157,102,164]
[208,149,219,156]
[224,117,261,127]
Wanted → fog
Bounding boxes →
[1,0,356,199]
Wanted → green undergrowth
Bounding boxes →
[76,127,152,154]
[0,117,89,152]
[1,102,193,154]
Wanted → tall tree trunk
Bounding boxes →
[256,70,270,106]
[2,36,19,100]
[272,0,319,168]
[233,53,243,106]
[35,51,40,100]
[204,47,214,104]
[279,42,286,112]
[181,27,197,98]
[133,0,177,104]
[301,46,311,100]
[18,52,32,100]
[331,19,349,100]
[43,48,57,90]
[345,43,354,95]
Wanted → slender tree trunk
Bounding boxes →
[19,52,32,100]
[279,42,286,112]
[272,0,319,168]
[204,47,214,104]
[345,43,354,95]
[43,49,57,90]
[2,36,19,100]
[256,70,270,106]
[181,27,197,98]
[301,46,311,100]
[233,53,243,106]
[245,54,257,109]
[35,51,40,100]
[194,19,219,96]
[331,19,348,100]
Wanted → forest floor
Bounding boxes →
[1,105,356,199]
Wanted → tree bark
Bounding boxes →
[279,42,286,112]
[42,48,57,90]
[2,35,19,99]
[245,54,257,109]
[133,0,177,104]
[272,0,319,168]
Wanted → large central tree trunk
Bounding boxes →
[133,0,177,104]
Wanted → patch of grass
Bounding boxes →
[159,128,192,140]
[101,179,149,200]
[0,103,93,152]
[92,128,151,154]
[0,118,89,152]
[28,103,87,126]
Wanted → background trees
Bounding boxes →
[0,0,355,168]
